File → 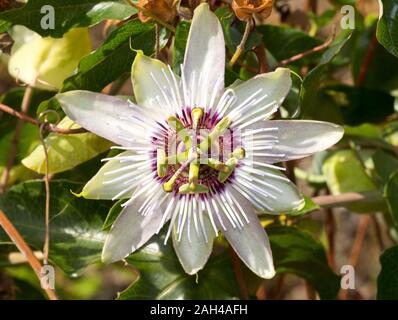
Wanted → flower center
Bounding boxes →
[154,107,245,195]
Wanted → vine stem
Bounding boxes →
[125,0,176,32]
[357,33,378,86]
[0,210,58,300]
[307,0,318,13]
[0,86,33,193]
[325,208,336,269]
[340,215,371,300]
[278,31,335,67]
[39,123,51,265]
[0,102,86,135]
[371,215,385,251]
[255,280,267,300]
[155,23,160,59]
[254,43,269,73]
[311,191,382,209]
[228,247,249,300]
[229,18,252,67]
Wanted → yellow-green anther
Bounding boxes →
[218,157,239,183]
[167,150,189,164]
[157,149,168,178]
[198,117,231,152]
[168,116,192,148]
[179,183,209,194]
[189,161,200,184]
[232,147,245,160]
[163,163,187,192]
[168,116,185,132]
[191,183,209,193]
[178,183,191,194]
[207,158,229,173]
[209,116,231,139]
[163,149,197,193]
[191,107,203,129]
[163,175,178,193]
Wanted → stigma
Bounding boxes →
[154,107,245,195]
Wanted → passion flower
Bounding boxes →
[57,3,343,278]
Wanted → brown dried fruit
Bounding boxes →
[137,0,178,23]
[232,0,274,21]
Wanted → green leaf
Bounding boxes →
[0,180,110,275]
[36,97,63,118]
[287,197,320,217]
[225,68,240,87]
[0,246,15,268]
[384,171,398,228]
[8,27,92,91]
[372,150,398,184]
[102,199,123,231]
[172,20,190,74]
[0,122,40,186]
[0,0,136,37]
[322,149,377,194]
[345,123,383,139]
[377,0,398,58]
[62,20,163,92]
[322,85,395,126]
[377,245,398,299]
[120,234,239,300]
[384,121,398,146]
[354,18,398,92]
[300,35,351,121]
[5,266,47,300]
[322,149,384,213]
[267,225,341,300]
[0,88,55,185]
[21,117,112,175]
[256,24,322,66]
[0,124,40,166]
[309,9,337,29]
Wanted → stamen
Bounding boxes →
[241,127,279,137]
[202,199,218,236]
[157,149,168,178]
[191,107,203,130]
[218,158,238,183]
[207,158,229,173]
[208,75,223,112]
[168,116,192,148]
[150,72,174,112]
[200,116,231,153]
[163,150,196,192]
[192,197,200,238]
[178,183,209,194]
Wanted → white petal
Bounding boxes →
[183,3,225,109]
[172,199,215,275]
[57,90,156,147]
[80,151,151,200]
[102,185,170,263]
[244,120,344,163]
[132,51,182,113]
[234,165,304,214]
[219,187,275,279]
[226,68,292,123]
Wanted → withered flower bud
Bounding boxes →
[137,0,178,23]
[0,0,12,12]
[232,0,274,21]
